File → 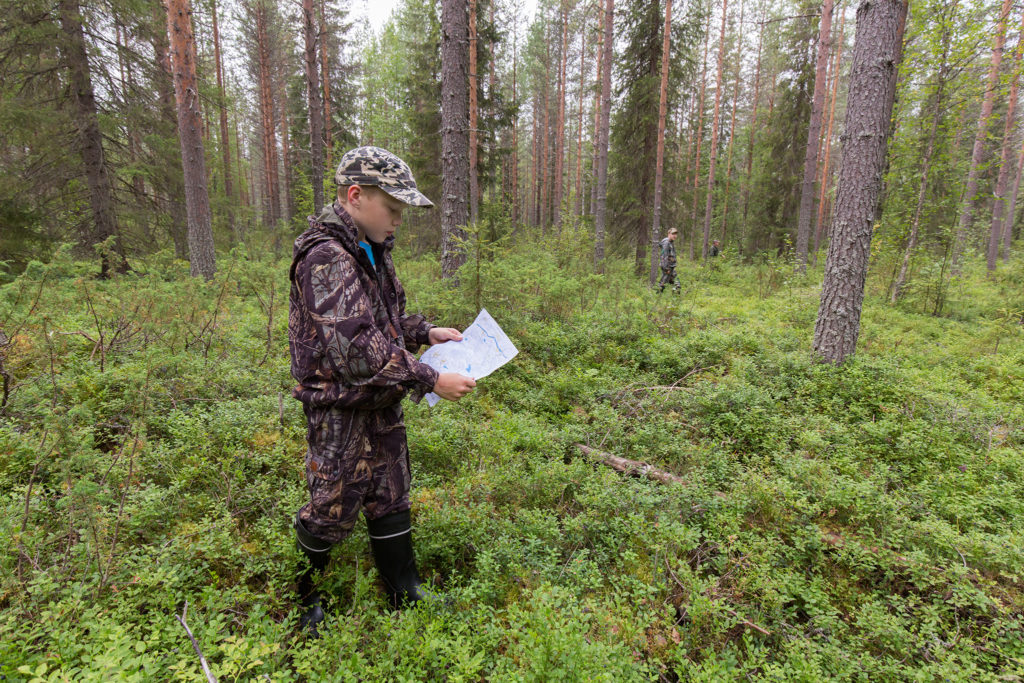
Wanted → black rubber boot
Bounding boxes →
[366,510,428,608]
[294,514,332,637]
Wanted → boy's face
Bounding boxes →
[346,186,406,243]
[668,231,677,241]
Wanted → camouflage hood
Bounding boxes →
[290,202,395,284]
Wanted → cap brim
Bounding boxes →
[382,186,434,207]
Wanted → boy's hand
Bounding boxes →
[428,327,463,345]
[433,373,476,401]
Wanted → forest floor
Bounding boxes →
[1,236,1022,681]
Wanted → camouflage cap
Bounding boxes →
[335,146,433,207]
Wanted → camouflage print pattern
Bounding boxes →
[299,402,412,543]
[659,266,680,292]
[289,202,439,543]
[659,236,677,270]
[334,146,434,207]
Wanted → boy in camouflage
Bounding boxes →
[288,146,476,635]
[658,228,681,293]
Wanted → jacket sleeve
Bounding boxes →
[297,246,438,401]
[659,241,668,269]
[394,276,435,351]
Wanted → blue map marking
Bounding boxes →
[469,323,506,355]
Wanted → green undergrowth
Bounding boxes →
[1,237,1022,681]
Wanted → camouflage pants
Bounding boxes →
[659,267,680,292]
[296,402,412,545]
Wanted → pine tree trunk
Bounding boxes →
[795,0,833,272]
[813,0,907,364]
[553,3,569,228]
[740,8,765,245]
[689,18,710,260]
[152,7,190,258]
[320,0,333,172]
[441,0,470,279]
[952,0,1013,272]
[279,69,294,224]
[59,0,127,276]
[594,0,614,272]
[303,0,325,213]
[469,0,479,223]
[988,8,1023,271]
[576,18,586,218]
[814,7,845,261]
[702,0,728,260]
[165,0,217,279]
[1004,129,1024,261]
[650,0,673,285]
[541,37,551,230]
[256,5,280,225]
[590,0,605,217]
[719,0,744,248]
[512,27,520,226]
[212,0,234,224]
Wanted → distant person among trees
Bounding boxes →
[709,239,721,258]
[658,227,681,293]
[287,146,476,637]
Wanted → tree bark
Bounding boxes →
[590,0,605,218]
[740,7,766,245]
[650,0,673,285]
[59,0,127,277]
[166,0,217,280]
[593,0,614,272]
[814,6,846,261]
[212,0,234,225]
[553,2,569,228]
[576,16,586,218]
[702,0,728,260]
[795,0,833,272]
[303,0,325,213]
[255,3,280,225]
[988,8,1023,271]
[719,0,745,248]
[813,0,907,364]
[951,0,1013,272]
[1004,126,1024,261]
[320,0,333,172]
[689,18,710,260]
[469,0,479,223]
[441,0,470,279]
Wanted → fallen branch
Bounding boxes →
[724,607,772,636]
[575,444,686,485]
[176,601,217,683]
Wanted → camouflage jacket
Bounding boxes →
[288,202,439,410]
[659,237,677,270]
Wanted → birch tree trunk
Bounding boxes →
[594,0,614,272]
[441,0,470,280]
[813,0,907,364]
[166,0,217,280]
[795,0,833,272]
[650,0,673,285]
